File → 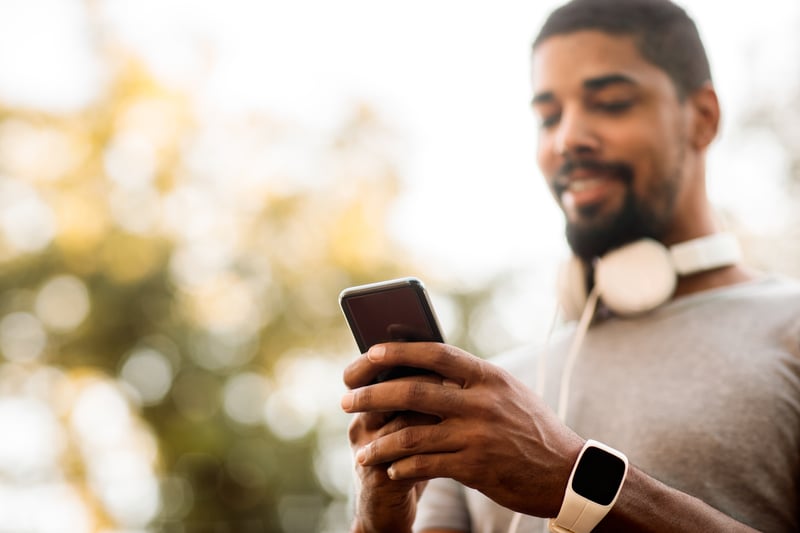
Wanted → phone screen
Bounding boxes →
[339,278,444,354]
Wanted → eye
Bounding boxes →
[539,113,561,129]
[531,100,561,130]
[595,100,634,114]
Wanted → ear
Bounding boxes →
[687,82,720,150]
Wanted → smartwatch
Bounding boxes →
[548,439,629,533]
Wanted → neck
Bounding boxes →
[674,263,756,298]
[669,230,756,297]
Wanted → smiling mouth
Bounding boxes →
[555,173,619,199]
[552,159,633,209]
[565,177,606,192]
[559,176,616,209]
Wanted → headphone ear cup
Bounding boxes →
[595,239,677,316]
[557,256,589,322]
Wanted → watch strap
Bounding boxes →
[548,440,628,533]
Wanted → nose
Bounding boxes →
[552,107,599,157]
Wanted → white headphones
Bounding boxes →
[557,232,742,320]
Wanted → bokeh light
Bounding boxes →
[120,347,175,406]
[69,378,161,527]
[0,396,64,481]
[264,351,349,441]
[223,371,272,426]
[0,179,57,253]
[0,312,47,362]
[0,483,94,533]
[0,363,160,532]
[0,119,81,183]
[35,275,91,333]
[89,448,160,526]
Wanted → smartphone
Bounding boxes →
[339,277,444,381]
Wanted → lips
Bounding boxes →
[565,176,608,192]
[552,159,633,210]
[560,175,620,210]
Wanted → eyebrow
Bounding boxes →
[531,73,638,105]
[584,73,637,91]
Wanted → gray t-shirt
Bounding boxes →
[414,276,800,533]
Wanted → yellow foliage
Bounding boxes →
[53,187,111,259]
[99,232,166,284]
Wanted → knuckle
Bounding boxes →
[362,441,376,463]
[411,453,431,476]
[471,393,499,420]
[347,417,359,441]
[342,368,356,389]
[441,385,464,411]
[434,343,458,364]
[473,360,492,384]
[398,426,421,451]
[404,380,427,404]
[347,415,366,445]
[354,385,371,410]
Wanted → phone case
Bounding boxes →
[339,277,444,353]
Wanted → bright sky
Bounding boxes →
[0,0,797,285]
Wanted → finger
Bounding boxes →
[343,342,455,389]
[387,451,458,482]
[342,378,465,418]
[341,371,457,416]
[360,410,398,432]
[357,421,460,467]
[360,409,439,434]
[343,352,443,389]
[343,351,393,389]
[366,342,484,387]
[378,410,439,432]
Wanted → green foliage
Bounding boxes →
[0,50,504,530]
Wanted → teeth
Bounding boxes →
[568,178,603,192]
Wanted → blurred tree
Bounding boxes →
[0,46,503,532]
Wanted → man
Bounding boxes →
[341,0,800,531]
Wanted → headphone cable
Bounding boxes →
[506,286,600,533]
[557,286,599,422]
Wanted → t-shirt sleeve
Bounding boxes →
[413,477,471,532]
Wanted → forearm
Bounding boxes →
[595,466,759,533]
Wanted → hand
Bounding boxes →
[341,342,585,519]
[344,372,442,533]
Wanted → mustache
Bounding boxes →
[552,157,634,191]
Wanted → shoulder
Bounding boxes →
[671,274,800,358]
[487,326,575,381]
[666,274,800,315]
[728,274,800,299]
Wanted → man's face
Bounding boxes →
[531,31,691,260]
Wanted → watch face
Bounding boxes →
[571,446,627,505]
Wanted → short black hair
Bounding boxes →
[533,0,712,98]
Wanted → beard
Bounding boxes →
[555,157,680,262]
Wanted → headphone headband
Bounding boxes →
[558,232,742,319]
[670,232,742,276]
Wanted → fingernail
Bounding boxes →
[340,392,354,411]
[387,465,396,479]
[355,446,367,464]
[367,345,385,362]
